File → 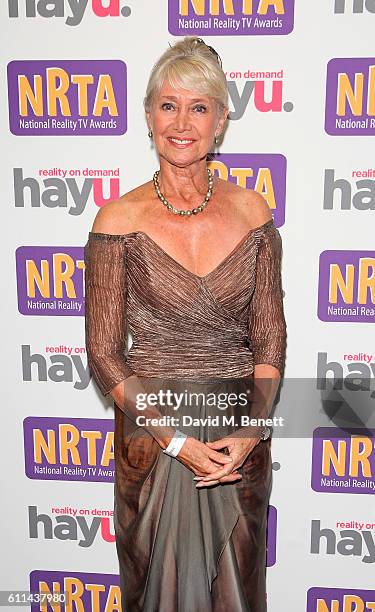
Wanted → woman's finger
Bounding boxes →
[196,479,219,488]
[207,449,233,465]
[205,439,231,450]
[197,463,239,482]
[194,469,241,481]
[219,472,243,483]
[196,472,242,488]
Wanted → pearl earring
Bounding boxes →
[148,129,153,139]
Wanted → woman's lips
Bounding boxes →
[167,137,196,148]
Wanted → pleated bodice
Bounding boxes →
[84,217,287,395]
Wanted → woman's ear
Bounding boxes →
[220,106,229,129]
[216,106,228,135]
[145,111,151,132]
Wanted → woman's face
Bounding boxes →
[147,80,227,169]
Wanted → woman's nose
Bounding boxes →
[175,109,191,132]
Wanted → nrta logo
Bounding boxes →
[30,570,121,609]
[23,416,115,482]
[208,153,286,227]
[7,60,127,136]
[333,0,375,13]
[317,250,375,323]
[307,587,375,611]
[325,58,375,136]
[311,427,375,494]
[8,1,132,25]
[168,0,294,36]
[15,245,85,316]
[266,505,277,567]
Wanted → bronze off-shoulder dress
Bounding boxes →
[84,218,287,612]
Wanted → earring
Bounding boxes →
[148,128,153,139]
[214,135,219,145]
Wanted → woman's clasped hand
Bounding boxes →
[176,433,261,488]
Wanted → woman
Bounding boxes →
[84,37,287,612]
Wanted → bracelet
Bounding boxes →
[162,430,188,457]
[259,426,271,441]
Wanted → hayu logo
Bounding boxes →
[310,519,375,563]
[21,345,90,391]
[317,250,375,322]
[23,416,115,482]
[28,506,115,546]
[317,352,375,398]
[30,570,121,610]
[311,427,375,494]
[13,167,120,216]
[325,58,375,136]
[208,153,286,227]
[168,0,294,36]
[226,73,291,120]
[16,245,85,316]
[7,60,127,136]
[333,0,375,13]
[323,168,375,211]
[307,587,375,611]
[8,0,132,25]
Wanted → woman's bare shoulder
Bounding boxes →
[216,178,273,228]
[91,181,153,234]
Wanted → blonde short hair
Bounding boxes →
[144,37,228,114]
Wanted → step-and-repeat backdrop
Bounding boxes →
[2,2,374,610]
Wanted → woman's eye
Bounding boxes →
[161,103,175,111]
[193,105,207,113]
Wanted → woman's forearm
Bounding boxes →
[109,375,177,450]
[235,364,281,439]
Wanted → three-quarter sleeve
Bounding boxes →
[248,222,287,376]
[84,232,134,396]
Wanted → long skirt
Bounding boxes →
[113,376,272,612]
